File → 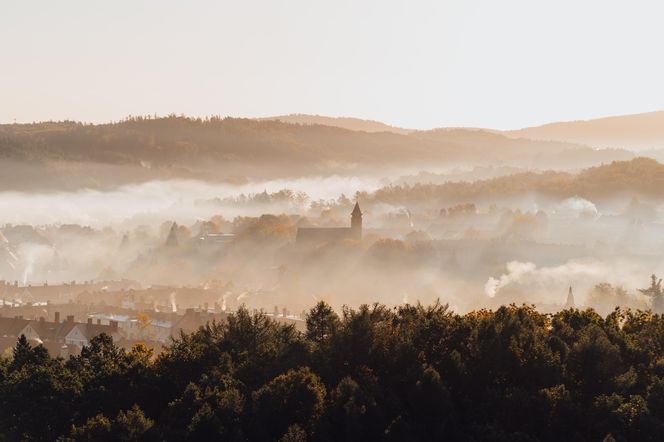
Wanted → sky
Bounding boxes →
[2,0,664,130]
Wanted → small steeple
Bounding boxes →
[565,285,575,309]
[352,201,362,216]
[351,202,362,240]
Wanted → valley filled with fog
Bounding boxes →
[4,114,664,316]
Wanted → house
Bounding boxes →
[0,312,121,356]
[88,312,174,342]
[64,319,121,349]
[0,317,31,340]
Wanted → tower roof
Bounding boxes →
[351,202,362,216]
[565,285,575,308]
[166,222,179,247]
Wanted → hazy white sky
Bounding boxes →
[2,0,664,129]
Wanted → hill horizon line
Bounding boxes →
[5,108,664,134]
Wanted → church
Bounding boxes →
[296,202,362,243]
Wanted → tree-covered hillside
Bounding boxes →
[0,116,632,169]
[5,301,664,440]
[361,157,664,206]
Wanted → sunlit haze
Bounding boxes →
[6,3,664,439]
[4,0,664,129]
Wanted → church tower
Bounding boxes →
[565,286,575,309]
[351,202,362,240]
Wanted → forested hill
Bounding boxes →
[361,157,664,205]
[257,113,413,135]
[0,116,633,171]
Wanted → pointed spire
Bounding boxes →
[351,201,363,240]
[565,285,575,309]
[166,222,179,247]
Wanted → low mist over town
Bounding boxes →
[4,115,664,328]
[5,1,664,440]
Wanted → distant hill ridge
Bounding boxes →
[0,114,652,191]
[504,110,664,151]
[0,116,631,170]
[257,113,413,135]
[260,111,664,152]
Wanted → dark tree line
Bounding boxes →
[3,301,664,440]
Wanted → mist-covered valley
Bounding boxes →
[4,115,664,317]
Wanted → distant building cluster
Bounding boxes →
[0,312,120,358]
[0,279,305,357]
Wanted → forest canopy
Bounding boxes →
[359,157,664,205]
[4,301,664,441]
